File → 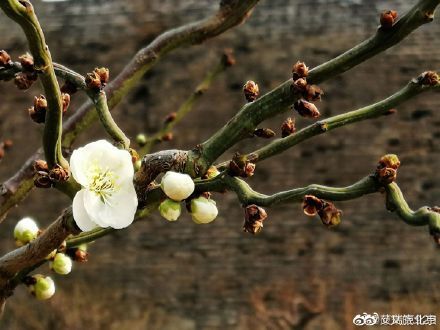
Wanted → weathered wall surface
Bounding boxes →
[0,1,439,329]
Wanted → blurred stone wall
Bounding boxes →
[0,0,439,329]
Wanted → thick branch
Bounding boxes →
[0,0,67,169]
[196,0,440,173]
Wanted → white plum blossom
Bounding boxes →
[50,253,73,275]
[191,197,218,224]
[70,140,138,231]
[14,217,39,245]
[160,171,195,201]
[159,199,182,221]
[31,275,55,300]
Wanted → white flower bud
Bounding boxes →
[50,253,73,275]
[14,217,39,245]
[159,199,181,221]
[160,171,195,201]
[191,197,219,224]
[32,275,55,300]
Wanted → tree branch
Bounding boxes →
[195,0,440,174]
[0,0,67,169]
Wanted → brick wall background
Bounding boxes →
[0,1,439,329]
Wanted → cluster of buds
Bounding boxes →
[418,71,439,86]
[34,160,70,188]
[302,195,342,227]
[243,204,268,234]
[13,217,40,246]
[380,10,398,29]
[281,117,296,137]
[243,80,259,102]
[228,153,256,178]
[14,53,38,90]
[253,128,275,139]
[291,61,323,119]
[85,67,109,91]
[375,154,401,185]
[66,244,89,263]
[24,275,56,300]
[0,139,13,160]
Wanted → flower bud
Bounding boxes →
[61,93,70,114]
[281,117,296,138]
[164,112,177,124]
[302,195,323,216]
[380,10,397,29]
[48,164,70,183]
[94,67,110,85]
[28,275,55,300]
[221,48,236,67]
[0,148,4,160]
[243,80,259,102]
[14,72,35,90]
[50,253,73,275]
[304,84,323,101]
[60,80,78,95]
[253,128,275,139]
[378,154,400,170]
[243,204,268,234]
[85,71,102,90]
[161,171,195,201]
[291,78,308,94]
[3,139,13,149]
[376,154,400,185]
[292,61,309,80]
[136,133,147,146]
[19,53,34,71]
[161,132,173,142]
[14,217,39,246]
[191,197,218,224]
[293,99,320,118]
[66,244,89,262]
[202,166,220,180]
[419,71,439,86]
[29,95,48,123]
[159,199,182,221]
[318,201,342,227]
[0,50,11,67]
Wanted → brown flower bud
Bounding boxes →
[14,72,35,90]
[292,61,309,80]
[221,48,236,67]
[304,84,324,101]
[380,10,398,29]
[228,153,256,178]
[34,159,49,173]
[94,67,110,85]
[243,80,259,102]
[294,99,320,118]
[18,53,34,71]
[291,78,308,94]
[318,201,342,227]
[85,71,102,90]
[0,148,4,160]
[66,247,89,262]
[34,95,48,111]
[61,93,70,114]
[376,167,397,185]
[34,172,53,188]
[0,50,11,67]
[28,106,46,124]
[60,80,78,95]
[3,139,13,149]
[419,71,439,86]
[253,128,275,139]
[378,154,400,170]
[161,132,173,142]
[129,148,139,164]
[48,164,70,183]
[164,112,177,124]
[243,204,268,234]
[302,195,324,216]
[281,117,296,138]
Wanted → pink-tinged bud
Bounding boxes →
[164,112,177,124]
[243,80,259,102]
[3,139,13,149]
[294,99,320,118]
[34,159,49,173]
[318,201,342,227]
[228,153,256,178]
[281,117,295,138]
[243,204,268,234]
[0,50,11,67]
[292,61,309,80]
[61,93,70,114]
[161,132,173,142]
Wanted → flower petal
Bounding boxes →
[83,185,138,229]
[72,190,98,231]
